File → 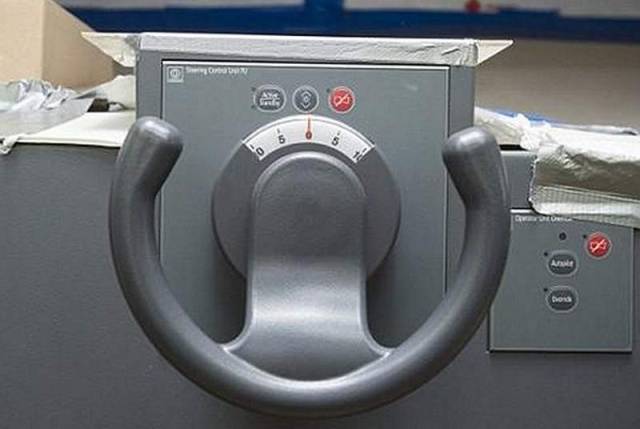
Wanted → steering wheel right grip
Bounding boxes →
[108,117,510,418]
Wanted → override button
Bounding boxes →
[546,286,578,313]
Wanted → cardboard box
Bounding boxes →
[0,0,114,88]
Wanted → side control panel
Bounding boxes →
[489,152,633,352]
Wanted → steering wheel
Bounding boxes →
[108,117,510,418]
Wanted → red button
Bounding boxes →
[329,86,355,113]
[586,232,611,259]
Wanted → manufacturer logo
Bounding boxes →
[166,66,185,83]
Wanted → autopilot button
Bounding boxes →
[547,251,578,276]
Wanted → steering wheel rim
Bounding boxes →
[108,117,510,418]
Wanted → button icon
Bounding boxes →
[586,232,611,259]
[329,86,355,113]
[293,86,319,113]
[547,251,578,276]
[254,85,286,112]
[546,286,578,313]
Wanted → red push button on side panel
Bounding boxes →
[586,232,611,259]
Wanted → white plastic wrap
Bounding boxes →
[0,80,77,113]
[1,76,135,154]
[476,107,640,229]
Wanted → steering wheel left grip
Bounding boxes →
[109,117,510,418]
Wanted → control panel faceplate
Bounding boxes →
[160,61,451,346]
[490,210,633,352]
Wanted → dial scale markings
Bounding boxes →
[243,115,374,163]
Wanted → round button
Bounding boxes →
[329,86,355,113]
[547,251,578,276]
[546,286,578,313]
[293,86,319,113]
[586,232,611,259]
[254,85,286,112]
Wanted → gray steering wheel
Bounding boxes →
[108,117,510,418]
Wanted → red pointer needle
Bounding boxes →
[305,116,313,140]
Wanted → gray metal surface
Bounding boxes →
[502,149,535,209]
[2,143,640,427]
[0,145,219,428]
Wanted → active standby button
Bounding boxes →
[547,251,578,276]
[546,286,578,313]
[254,85,286,112]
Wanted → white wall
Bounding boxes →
[477,39,640,128]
